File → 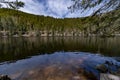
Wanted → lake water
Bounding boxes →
[0,37,120,80]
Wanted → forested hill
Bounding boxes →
[0,8,120,37]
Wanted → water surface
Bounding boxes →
[0,37,120,80]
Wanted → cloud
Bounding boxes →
[46,0,72,17]
[20,0,44,15]
[9,0,92,18]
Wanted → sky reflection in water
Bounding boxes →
[0,37,120,80]
[0,52,120,80]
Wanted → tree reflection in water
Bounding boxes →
[0,37,120,80]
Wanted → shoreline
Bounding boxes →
[0,31,120,37]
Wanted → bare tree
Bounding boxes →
[68,0,120,36]
[68,0,120,15]
[0,0,24,9]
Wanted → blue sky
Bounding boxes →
[10,0,94,18]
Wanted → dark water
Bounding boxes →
[0,37,120,80]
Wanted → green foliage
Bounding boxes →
[0,8,120,36]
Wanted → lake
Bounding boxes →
[0,37,120,80]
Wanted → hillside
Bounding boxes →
[0,8,120,37]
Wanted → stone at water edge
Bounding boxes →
[0,75,11,80]
[100,73,120,80]
[95,64,108,73]
[95,62,120,76]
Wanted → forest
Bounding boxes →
[0,8,120,37]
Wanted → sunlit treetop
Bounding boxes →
[68,0,120,16]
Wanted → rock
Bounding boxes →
[13,34,19,37]
[0,75,11,80]
[72,76,80,80]
[100,73,120,80]
[115,68,120,76]
[71,75,88,80]
[105,61,113,65]
[113,57,120,62]
[95,64,108,73]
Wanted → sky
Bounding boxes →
[9,0,94,18]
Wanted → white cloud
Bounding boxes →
[9,0,92,18]
[47,0,72,17]
[20,0,44,15]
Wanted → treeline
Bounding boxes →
[0,8,120,37]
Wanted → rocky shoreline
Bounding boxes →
[0,31,120,37]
